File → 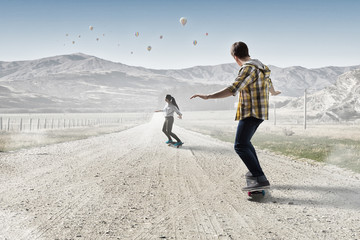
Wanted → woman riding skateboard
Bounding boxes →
[155,94,183,147]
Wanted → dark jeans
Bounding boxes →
[162,116,181,142]
[234,117,266,180]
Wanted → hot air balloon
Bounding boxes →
[205,32,208,36]
[193,40,197,46]
[89,26,94,31]
[160,35,163,39]
[72,41,75,44]
[131,51,133,54]
[147,46,152,51]
[78,35,81,38]
[179,17,187,26]
[65,33,69,37]
[135,32,139,37]
[96,38,99,41]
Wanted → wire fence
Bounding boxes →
[0,112,152,132]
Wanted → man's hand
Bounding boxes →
[271,91,281,96]
[190,94,209,100]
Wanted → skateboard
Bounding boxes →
[168,142,184,148]
[243,177,269,197]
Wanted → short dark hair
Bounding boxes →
[230,41,250,59]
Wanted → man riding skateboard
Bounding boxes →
[190,41,280,191]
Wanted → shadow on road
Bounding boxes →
[270,184,360,210]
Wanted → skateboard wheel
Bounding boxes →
[247,190,265,197]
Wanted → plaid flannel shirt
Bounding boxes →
[227,63,272,121]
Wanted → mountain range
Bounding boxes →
[284,68,360,121]
[0,53,359,121]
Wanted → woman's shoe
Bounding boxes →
[173,142,183,147]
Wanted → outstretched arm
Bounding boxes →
[269,85,281,96]
[190,87,233,100]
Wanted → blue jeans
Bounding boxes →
[234,117,265,179]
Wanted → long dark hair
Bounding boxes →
[166,94,180,110]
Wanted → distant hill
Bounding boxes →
[0,53,359,118]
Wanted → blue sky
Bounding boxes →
[1,0,359,69]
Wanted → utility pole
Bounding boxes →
[304,89,307,130]
[274,103,277,126]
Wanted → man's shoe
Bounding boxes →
[242,180,270,191]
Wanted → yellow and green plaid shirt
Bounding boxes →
[227,62,272,121]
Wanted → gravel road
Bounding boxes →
[1,113,359,240]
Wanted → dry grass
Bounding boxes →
[176,110,360,173]
[0,112,152,152]
[0,124,134,152]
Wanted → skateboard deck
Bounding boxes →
[168,142,184,148]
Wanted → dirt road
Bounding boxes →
[1,113,359,240]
